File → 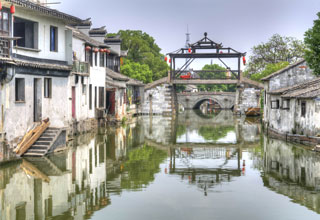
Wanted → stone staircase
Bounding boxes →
[23,128,62,157]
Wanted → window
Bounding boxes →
[50,26,58,52]
[94,52,98,66]
[271,100,279,109]
[89,84,92,110]
[44,78,52,98]
[301,101,306,117]
[0,11,9,34]
[99,87,104,108]
[14,17,38,49]
[82,84,87,95]
[94,86,97,108]
[15,78,25,102]
[282,99,290,110]
[86,49,93,67]
[100,52,105,67]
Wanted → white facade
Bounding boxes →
[13,9,73,64]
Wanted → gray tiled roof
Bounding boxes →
[5,0,83,24]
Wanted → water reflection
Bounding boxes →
[168,147,241,196]
[2,111,320,219]
[262,136,320,214]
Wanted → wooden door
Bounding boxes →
[72,86,76,119]
[34,78,42,122]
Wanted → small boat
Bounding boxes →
[245,107,261,116]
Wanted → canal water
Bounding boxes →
[1,110,320,220]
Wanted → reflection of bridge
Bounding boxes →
[177,92,236,109]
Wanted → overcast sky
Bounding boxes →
[56,0,320,68]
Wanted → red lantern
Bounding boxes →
[164,56,167,62]
[0,2,2,11]
[220,51,223,54]
[169,58,171,63]
[10,4,15,14]
[107,49,111,54]
[94,48,99,53]
[99,48,104,53]
[242,56,246,65]
[85,46,91,51]
[103,48,107,53]
[188,48,191,53]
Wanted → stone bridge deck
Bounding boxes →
[177,92,236,109]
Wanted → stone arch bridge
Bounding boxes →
[177,92,236,109]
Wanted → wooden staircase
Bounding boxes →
[23,128,62,157]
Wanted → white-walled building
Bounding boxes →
[0,1,83,145]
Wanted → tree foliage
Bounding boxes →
[249,61,289,82]
[305,12,320,75]
[197,64,236,92]
[246,34,305,76]
[121,145,167,189]
[121,59,153,83]
[198,126,235,141]
[108,30,169,82]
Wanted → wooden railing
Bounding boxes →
[0,38,10,58]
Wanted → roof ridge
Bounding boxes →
[261,59,306,81]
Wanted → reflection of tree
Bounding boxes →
[198,126,234,141]
[176,125,186,138]
[121,145,167,189]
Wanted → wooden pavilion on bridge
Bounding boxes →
[168,32,246,85]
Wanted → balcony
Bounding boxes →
[0,37,10,58]
[72,61,90,75]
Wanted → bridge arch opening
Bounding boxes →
[193,98,222,110]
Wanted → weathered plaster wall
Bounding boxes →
[114,88,127,121]
[266,95,296,134]
[141,84,173,115]
[294,100,320,136]
[3,74,69,143]
[238,88,260,113]
[268,61,315,91]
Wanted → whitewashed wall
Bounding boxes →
[13,8,70,62]
[3,74,69,143]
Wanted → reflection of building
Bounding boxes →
[0,131,110,219]
[263,136,320,213]
[169,147,241,195]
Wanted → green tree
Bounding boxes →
[250,61,289,82]
[197,64,236,92]
[108,30,169,82]
[121,59,153,83]
[246,34,305,76]
[305,12,320,75]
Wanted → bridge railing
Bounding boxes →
[174,70,238,80]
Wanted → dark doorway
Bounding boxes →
[34,78,42,122]
[106,89,116,115]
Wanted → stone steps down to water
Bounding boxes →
[23,128,63,157]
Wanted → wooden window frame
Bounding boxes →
[301,100,306,117]
[281,99,290,110]
[15,78,25,102]
[50,26,58,52]
[44,78,52,98]
[271,100,279,109]
[89,84,92,110]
